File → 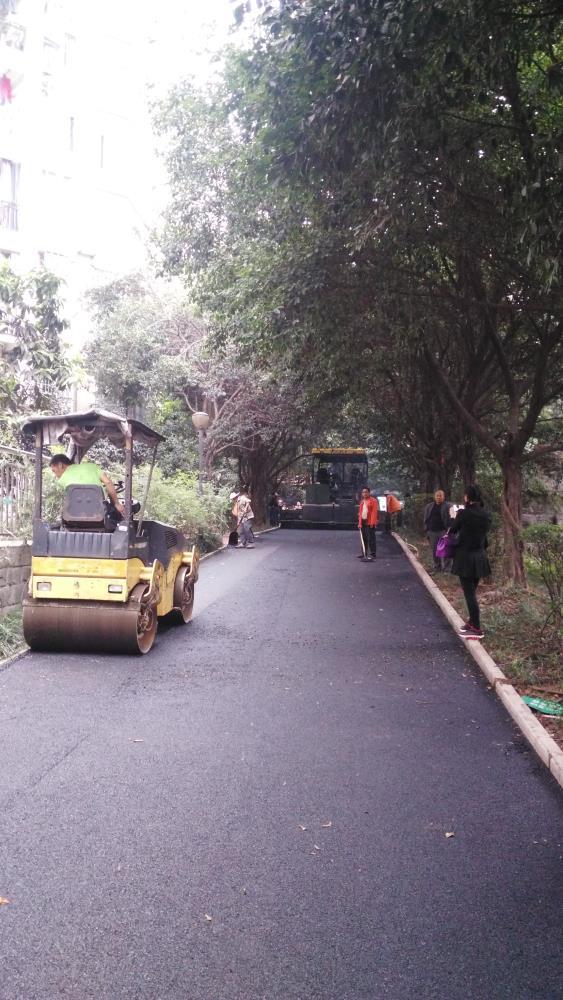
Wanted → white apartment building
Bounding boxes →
[0,0,158,350]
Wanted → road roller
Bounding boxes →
[21,409,199,654]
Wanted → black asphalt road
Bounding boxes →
[0,530,561,1000]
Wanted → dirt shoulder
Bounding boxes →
[397,529,563,750]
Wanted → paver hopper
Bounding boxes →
[281,448,368,529]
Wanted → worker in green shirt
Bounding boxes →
[49,454,124,516]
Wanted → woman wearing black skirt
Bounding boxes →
[450,485,491,640]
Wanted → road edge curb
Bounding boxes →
[392,531,563,790]
[0,645,28,671]
[199,525,280,564]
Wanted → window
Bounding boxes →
[43,38,59,72]
[63,33,75,68]
[42,38,59,96]
[0,158,19,230]
[0,158,19,200]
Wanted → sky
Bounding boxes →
[144,0,245,94]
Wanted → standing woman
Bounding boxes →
[450,485,491,640]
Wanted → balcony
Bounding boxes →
[0,201,18,230]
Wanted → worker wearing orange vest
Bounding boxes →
[384,491,402,531]
[357,488,379,561]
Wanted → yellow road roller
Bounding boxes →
[22,409,199,654]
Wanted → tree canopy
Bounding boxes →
[0,263,68,447]
[154,0,563,579]
[84,276,326,520]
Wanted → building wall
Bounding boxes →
[0,0,157,349]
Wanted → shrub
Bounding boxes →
[15,464,231,554]
[0,609,24,660]
[402,493,433,535]
[138,467,230,552]
[523,523,563,639]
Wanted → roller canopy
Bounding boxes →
[22,409,165,450]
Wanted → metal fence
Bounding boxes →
[0,446,33,537]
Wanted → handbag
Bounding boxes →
[435,531,457,559]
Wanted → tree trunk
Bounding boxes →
[501,457,526,585]
[422,465,435,494]
[457,435,476,489]
[437,459,455,498]
[239,449,270,526]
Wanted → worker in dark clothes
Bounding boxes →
[450,485,492,641]
[423,489,453,570]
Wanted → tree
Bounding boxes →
[85,276,316,520]
[161,338,311,521]
[154,0,563,580]
[0,263,68,446]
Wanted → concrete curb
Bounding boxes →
[0,645,28,671]
[392,531,563,790]
[199,524,280,563]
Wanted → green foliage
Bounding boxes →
[0,609,24,661]
[139,467,230,552]
[14,469,64,540]
[402,494,433,537]
[0,263,69,446]
[84,275,319,519]
[524,523,563,638]
[18,465,230,553]
[84,275,190,418]
[153,0,563,581]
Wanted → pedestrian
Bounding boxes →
[450,484,491,641]
[234,487,255,548]
[383,491,402,532]
[269,492,281,526]
[357,487,378,561]
[241,484,257,542]
[228,491,240,545]
[423,489,453,571]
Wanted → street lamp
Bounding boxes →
[0,333,18,358]
[191,411,210,494]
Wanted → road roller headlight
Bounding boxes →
[107,584,124,593]
[36,581,52,592]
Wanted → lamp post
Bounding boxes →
[0,333,18,359]
[191,411,210,494]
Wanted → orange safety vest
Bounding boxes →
[358,496,379,528]
[386,494,402,514]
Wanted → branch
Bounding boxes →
[521,442,563,465]
[424,346,503,461]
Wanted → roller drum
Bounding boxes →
[172,565,196,623]
[23,584,157,655]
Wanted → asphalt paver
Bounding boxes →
[0,530,561,1000]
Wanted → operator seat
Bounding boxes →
[62,485,108,531]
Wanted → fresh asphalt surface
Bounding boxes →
[0,530,561,1000]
